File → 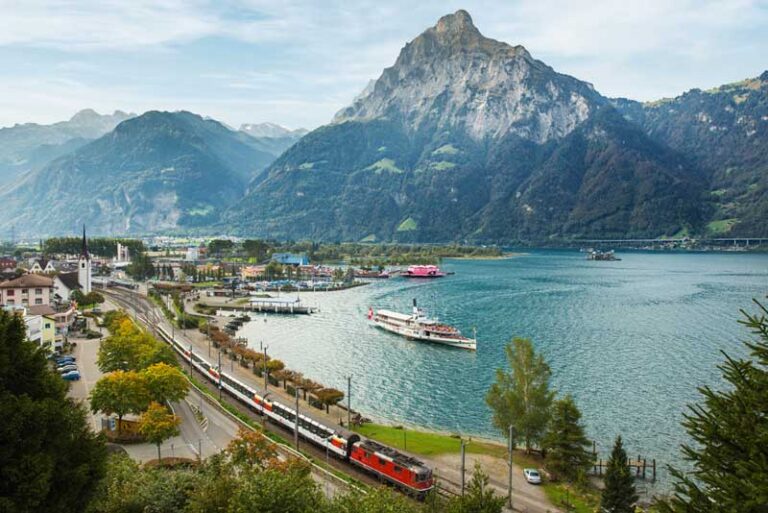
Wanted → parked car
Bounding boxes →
[56,357,76,365]
[523,468,542,485]
[61,370,81,381]
[58,364,79,373]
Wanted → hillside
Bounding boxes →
[0,111,272,236]
[614,72,768,236]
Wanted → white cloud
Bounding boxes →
[0,0,765,127]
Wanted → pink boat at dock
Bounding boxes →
[402,265,446,278]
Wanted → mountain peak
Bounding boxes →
[434,10,479,36]
[70,108,101,122]
[333,10,602,142]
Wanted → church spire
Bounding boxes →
[81,224,90,260]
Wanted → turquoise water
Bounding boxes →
[239,250,768,485]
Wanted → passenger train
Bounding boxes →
[155,325,434,496]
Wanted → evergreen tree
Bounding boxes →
[542,394,593,482]
[600,436,638,513]
[485,338,555,451]
[446,463,506,513]
[0,309,106,513]
[659,301,768,512]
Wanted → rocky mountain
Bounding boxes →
[225,10,704,242]
[239,122,308,159]
[240,122,308,139]
[613,73,768,236]
[0,109,134,184]
[0,111,275,236]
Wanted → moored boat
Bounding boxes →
[368,299,476,351]
[402,265,446,278]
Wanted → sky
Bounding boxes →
[0,0,766,131]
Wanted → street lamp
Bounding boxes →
[263,346,269,391]
[294,386,304,451]
[508,424,514,508]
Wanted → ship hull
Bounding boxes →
[372,319,476,350]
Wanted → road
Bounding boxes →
[66,301,240,463]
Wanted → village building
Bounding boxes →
[53,271,82,302]
[29,258,57,274]
[0,274,55,307]
[271,253,310,266]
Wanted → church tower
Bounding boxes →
[78,225,92,294]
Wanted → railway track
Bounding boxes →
[102,288,461,499]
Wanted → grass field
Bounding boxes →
[353,423,508,458]
[355,423,604,511]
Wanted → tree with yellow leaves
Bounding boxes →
[137,401,180,462]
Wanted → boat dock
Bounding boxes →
[216,296,316,315]
[591,453,657,482]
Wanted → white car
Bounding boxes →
[523,468,542,484]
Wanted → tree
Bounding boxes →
[659,301,768,512]
[90,370,150,431]
[142,362,189,404]
[316,388,345,413]
[485,338,555,451]
[138,402,181,462]
[208,239,234,257]
[0,309,106,513]
[446,463,505,513]
[126,252,155,280]
[228,460,323,513]
[542,395,593,482]
[600,436,638,513]
[330,487,420,513]
[97,317,176,372]
[90,453,200,513]
[226,427,278,469]
[244,239,271,261]
[332,267,344,283]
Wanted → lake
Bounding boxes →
[238,250,768,487]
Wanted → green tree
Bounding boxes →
[0,309,106,513]
[659,301,768,512]
[244,239,271,261]
[542,395,593,482]
[227,461,323,513]
[142,362,189,404]
[485,338,555,451]
[446,463,506,513]
[90,370,150,431]
[138,402,181,462]
[208,239,234,257]
[126,252,155,280]
[330,487,420,513]
[89,453,200,513]
[600,436,638,513]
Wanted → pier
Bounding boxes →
[591,452,657,482]
[216,296,316,315]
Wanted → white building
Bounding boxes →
[185,246,199,261]
[115,242,130,263]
